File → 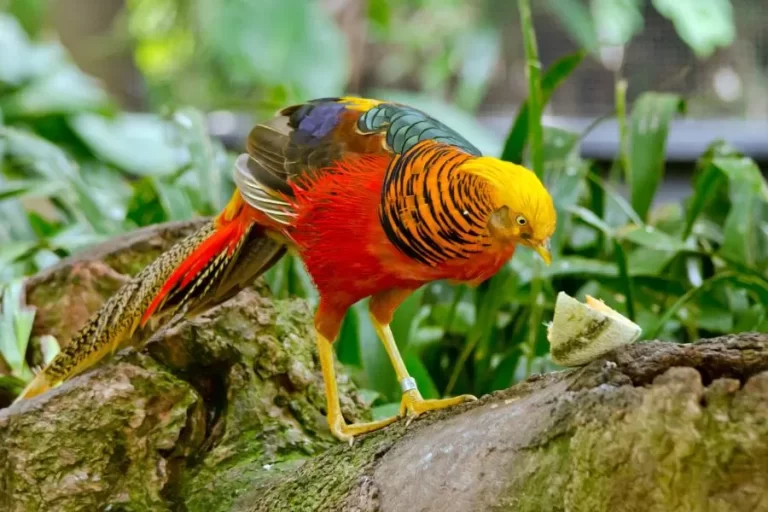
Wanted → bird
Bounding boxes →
[15,96,556,443]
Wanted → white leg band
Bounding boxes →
[400,377,417,393]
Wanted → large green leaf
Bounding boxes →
[70,113,189,177]
[652,0,735,58]
[501,51,585,164]
[1,126,78,180]
[619,224,690,252]
[627,93,685,220]
[0,13,65,86]
[711,156,768,269]
[1,65,111,118]
[173,107,228,212]
[682,164,725,239]
[0,279,35,380]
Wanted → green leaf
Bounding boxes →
[586,172,644,226]
[619,224,690,252]
[150,177,195,222]
[711,156,768,269]
[627,247,678,276]
[627,93,685,220]
[591,0,644,46]
[70,113,189,177]
[0,279,35,379]
[613,240,636,320]
[390,287,426,353]
[197,0,349,99]
[48,226,109,254]
[569,205,614,235]
[7,0,49,37]
[652,0,735,58]
[0,179,62,201]
[489,348,522,391]
[371,402,399,421]
[1,65,111,118]
[543,257,618,278]
[542,127,581,164]
[720,181,763,269]
[543,0,598,53]
[432,301,475,336]
[712,156,768,201]
[335,307,361,367]
[647,272,768,339]
[501,51,585,164]
[0,13,65,86]
[126,178,170,227]
[1,126,78,180]
[682,164,725,239]
[173,107,228,212]
[0,242,36,271]
[356,301,398,402]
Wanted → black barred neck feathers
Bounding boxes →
[459,156,556,248]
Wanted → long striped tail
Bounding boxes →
[15,192,285,402]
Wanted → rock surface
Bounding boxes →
[1,221,766,511]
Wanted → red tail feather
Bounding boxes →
[140,196,252,326]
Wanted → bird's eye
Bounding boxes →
[516,215,527,226]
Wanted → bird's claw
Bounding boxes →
[328,412,399,445]
[398,389,477,424]
[326,390,477,444]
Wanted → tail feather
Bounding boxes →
[140,213,251,325]
[14,192,286,403]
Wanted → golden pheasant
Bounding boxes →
[16,97,556,442]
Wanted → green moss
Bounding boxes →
[504,368,768,512]
[232,424,406,512]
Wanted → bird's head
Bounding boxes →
[460,156,556,265]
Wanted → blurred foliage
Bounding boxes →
[124,0,349,113]
[0,2,766,421]
[0,12,234,385]
[545,0,736,58]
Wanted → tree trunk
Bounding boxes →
[1,221,766,511]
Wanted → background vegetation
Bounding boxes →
[0,0,766,416]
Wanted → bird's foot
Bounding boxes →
[328,412,399,446]
[398,386,477,425]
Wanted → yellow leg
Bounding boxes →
[370,314,477,422]
[316,331,398,444]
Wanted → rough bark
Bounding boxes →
[1,221,767,511]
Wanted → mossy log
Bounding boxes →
[1,221,767,511]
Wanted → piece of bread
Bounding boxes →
[547,292,642,367]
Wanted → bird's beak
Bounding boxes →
[533,239,552,265]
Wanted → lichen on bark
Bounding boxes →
[1,221,767,512]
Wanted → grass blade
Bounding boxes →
[613,240,636,321]
[516,0,544,177]
[501,51,585,164]
[627,93,685,220]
